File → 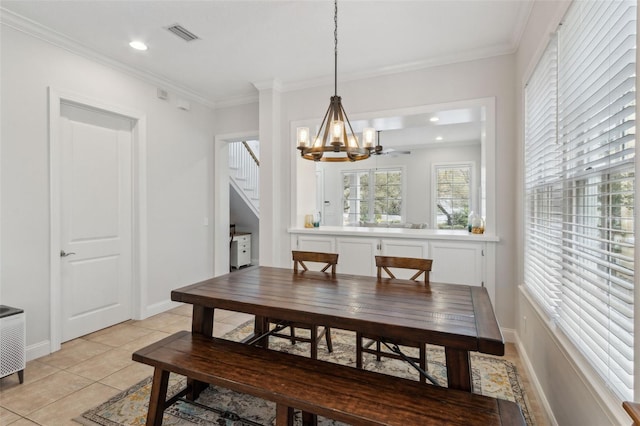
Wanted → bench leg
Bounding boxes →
[275,404,294,426]
[147,368,170,426]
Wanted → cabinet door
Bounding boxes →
[336,237,378,276]
[379,239,430,279]
[428,241,484,286]
[380,239,429,258]
[294,235,336,253]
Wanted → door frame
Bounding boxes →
[48,87,147,352]
[213,131,258,277]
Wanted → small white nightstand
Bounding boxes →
[231,232,251,269]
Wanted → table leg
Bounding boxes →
[444,347,472,392]
[253,315,270,349]
[188,305,215,399]
[191,305,214,336]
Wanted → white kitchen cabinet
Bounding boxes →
[380,238,429,258]
[379,238,430,279]
[293,234,336,253]
[336,237,378,276]
[428,240,484,287]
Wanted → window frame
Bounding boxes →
[341,167,406,226]
[431,161,476,230]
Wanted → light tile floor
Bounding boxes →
[0,305,550,425]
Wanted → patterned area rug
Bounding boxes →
[78,322,535,426]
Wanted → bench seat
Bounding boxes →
[133,330,526,426]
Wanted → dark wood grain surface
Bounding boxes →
[134,331,524,426]
[171,266,504,391]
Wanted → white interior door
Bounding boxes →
[60,103,133,341]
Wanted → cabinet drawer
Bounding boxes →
[234,234,251,244]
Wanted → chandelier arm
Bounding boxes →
[340,102,359,149]
[314,101,334,146]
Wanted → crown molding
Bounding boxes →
[251,78,284,92]
[0,8,217,109]
[280,43,517,94]
[509,1,535,51]
[213,93,259,109]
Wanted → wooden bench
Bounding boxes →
[132,330,526,426]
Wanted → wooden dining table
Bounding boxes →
[171,266,504,392]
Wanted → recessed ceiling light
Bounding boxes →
[430,117,439,122]
[129,41,148,51]
[436,136,444,141]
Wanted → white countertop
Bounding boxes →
[288,226,500,242]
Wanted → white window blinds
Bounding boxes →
[524,0,636,401]
[524,34,562,316]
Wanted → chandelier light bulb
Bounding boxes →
[363,128,375,147]
[331,120,344,143]
[297,127,309,147]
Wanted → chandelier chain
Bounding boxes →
[334,0,338,96]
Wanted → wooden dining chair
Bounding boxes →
[268,251,338,359]
[356,255,433,383]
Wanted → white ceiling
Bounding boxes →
[1,0,533,107]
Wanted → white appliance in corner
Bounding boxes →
[0,305,26,383]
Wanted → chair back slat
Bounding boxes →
[375,256,433,284]
[292,251,339,275]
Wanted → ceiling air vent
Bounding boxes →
[166,24,200,42]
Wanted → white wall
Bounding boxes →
[1,25,216,356]
[514,1,628,424]
[214,102,259,136]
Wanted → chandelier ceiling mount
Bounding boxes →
[296,0,379,162]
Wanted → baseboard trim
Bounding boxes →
[514,333,559,426]
[501,327,516,343]
[143,299,182,319]
[26,340,52,362]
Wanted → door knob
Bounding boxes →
[60,250,76,257]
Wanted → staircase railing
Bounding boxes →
[229,141,259,216]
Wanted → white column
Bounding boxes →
[253,79,285,267]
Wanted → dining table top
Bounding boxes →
[171,266,504,356]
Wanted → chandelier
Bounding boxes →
[296,0,380,162]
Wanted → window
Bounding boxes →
[342,168,403,225]
[433,163,473,229]
[524,0,635,400]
